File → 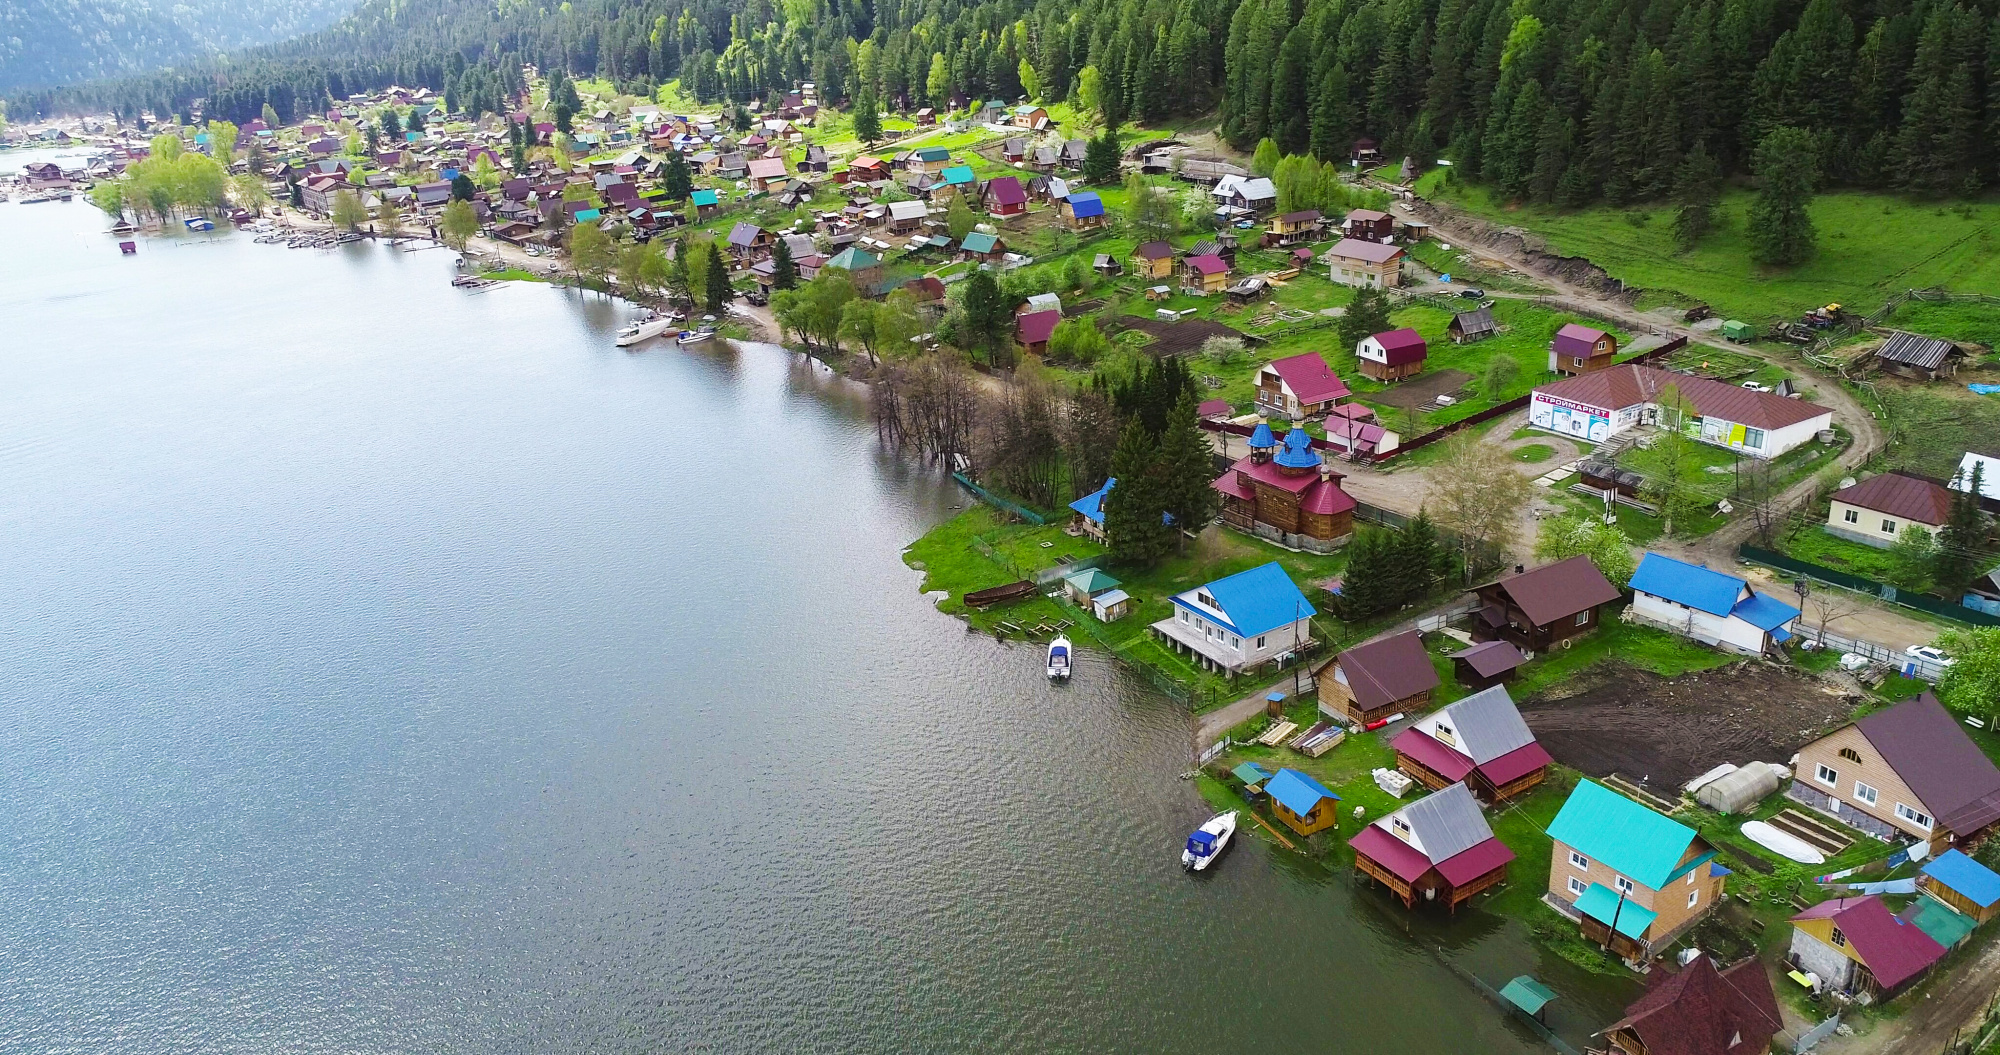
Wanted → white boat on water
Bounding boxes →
[1047,635,1072,679]
[677,328,716,344]
[616,315,679,347]
[1182,812,1238,870]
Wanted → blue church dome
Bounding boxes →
[1274,428,1322,469]
[1248,422,1277,449]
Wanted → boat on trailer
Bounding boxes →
[1047,635,1072,680]
[1182,812,1238,870]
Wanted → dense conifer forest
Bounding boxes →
[12,0,2000,202]
[1,0,359,92]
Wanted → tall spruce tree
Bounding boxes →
[1747,126,1819,266]
[704,248,733,313]
[1337,285,1393,348]
[1936,463,1991,593]
[1155,394,1218,546]
[1104,421,1175,566]
[771,237,798,291]
[1671,141,1723,251]
[1083,128,1120,184]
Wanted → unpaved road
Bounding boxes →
[1817,933,2000,1055]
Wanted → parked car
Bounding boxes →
[1907,645,1954,666]
[1741,381,1770,392]
[1458,287,1485,299]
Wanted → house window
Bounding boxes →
[1816,763,1839,788]
[1743,427,1766,449]
[1256,635,1267,649]
[1435,722,1458,747]
[1830,926,1847,948]
[1392,818,1412,840]
[1568,876,1587,897]
[1688,888,1700,909]
[1178,609,1189,623]
[1572,357,1586,368]
[1614,875,1635,896]
[1839,747,1863,764]
[1854,781,1879,806]
[1228,636,1239,649]
[1844,509,1859,524]
[1882,519,1898,534]
[1569,850,1590,871]
[1896,803,1933,830]
[1575,611,1590,626]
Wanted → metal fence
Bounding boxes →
[952,472,1047,525]
[1738,545,2000,628]
[1195,736,1232,767]
[1793,626,1949,682]
[1793,1014,1840,1055]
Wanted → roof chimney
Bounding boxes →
[1515,564,1525,575]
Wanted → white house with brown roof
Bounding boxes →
[1325,238,1405,288]
[1827,472,1952,547]
[1529,364,1832,458]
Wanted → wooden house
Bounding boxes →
[1787,692,2000,853]
[1343,208,1394,241]
[1448,640,1525,692]
[1068,478,1113,544]
[1921,850,2000,925]
[1449,307,1497,344]
[1000,137,1028,163]
[1010,105,1050,130]
[1059,191,1106,230]
[911,147,952,174]
[1016,309,1060,357]
[1265,768,1341,836]
[960,231,1007,263]
[847,156,890,182]
[1788,896,1947,999]
[1266,209,1322,247]
[1547,780,1725,961]
[1593,953,1782,1055]
[1255,353,1350,420]
[1550,323,1617,375]
[725,222,773,265]
[1350,783,1515,912]
[1313,629,1438,727]
[1180,253,1230,295]
[887,200,930,234]
[1390,685,1552,802]
[800,146,830,173]
[1093,253,1123,277]
[1131,241,1176,280]
[1471,556,1622,654]
[1874,331,1965,381]
[822,246,883,291]
[1355,327,1428,381]
[690,188,720,219]
[983,176,1028,218]
[914,107,937,126]
[1326,238,1404,288]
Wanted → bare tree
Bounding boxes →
[1804,589,1862,641]
[978,378,1064,507]
[1735,458,1784,547]
[1426,433,1535,581]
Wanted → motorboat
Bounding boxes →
[616,314,679,347]
[183,217,214,231]
[1046,635,1072,680]
[1181,812,1238,871]
[677,328,716,344]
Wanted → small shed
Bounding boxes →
[1062,567,1122,605]
[1449,307,1497,344]
[1874,330,1965,381]
[1921,849,2000,924]
[1449,640,1525,691]
[1093,253,1122,276]
[1265,768,1341,836]
[1232,761,1273,796]
[1499,977,1559,1024]
[1092,589,1133,622]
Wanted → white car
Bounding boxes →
[1907,645,1954,666]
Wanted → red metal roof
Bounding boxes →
[1553,323,1609,357]
[1185,253,1227,275]
[1265,352,1351,406]
[1832,472,1952,526]
[1348,824,1435,883]
[986,176,1027,206]
[1016,309,1061,345]
[1389,726,1477,782]
[1604,954,1783,1055]
[1534,365,1831,432]
[1450,639,1525,678]
[1855,693,2000,835]
[1791,896,1946,989]
[1435,836,1516,887]
[1368,327,1429,366]
[1134,240,1174,259]
[1479,741,1554,788]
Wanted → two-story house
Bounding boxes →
[1546,780,1725,961]
[1149,562,1316,676]
[1255,352,1350,420]
[1787,692,2000,853]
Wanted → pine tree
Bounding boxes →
[1083,128,1120,184]
[1747,125,1819,266]
[1337,285,1393,348]
[704,247,733,312]
[1335,528,1399,618]
[771,237,798,291]
[1155,394,1218,547]
[853,90,882,144]
[1671,141,1722,251]
[1104,420,1175,566]
[450,174,474,201]
[960,270,1014,366]
[1308,65,1353,164]
[663,152,693,202]
[1937,463,1991,593]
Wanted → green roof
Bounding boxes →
[1909,895,1976,949]
[1499,977,1558,1015]
[914,147,950,162]
[1546,780,1699,889]
[960,231,999,254]
[1231,762,1272,786]
[1063,567,1120,593]
[1573,882,1659,940]
[824,246,879,271]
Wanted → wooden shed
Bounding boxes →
[1921,849,2000,924]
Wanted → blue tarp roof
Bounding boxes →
[1630,553,1745,616]
[1066,191,1105,218]
[1925,849,2000,907]
[1547,780,1699,889]
[1179,561,1317,638]
[1069,478,1115,524]
[1265,768,1338,816]
[1574,882,1659,940]
[1733,591,1801,631]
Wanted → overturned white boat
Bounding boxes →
[1182,812,1238,871]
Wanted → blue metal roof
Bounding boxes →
[1265,768,1339,816]
[1546,780,1699,889]
[1629,553,1744,616]
[1249,422,1276,448]
[1733,591,1801,631]
[1066,192,1105,218]
[1925,849,2000,907]
[1273,427,1321,468]
[1178,561,1317,639]
[1068,478,1115,525]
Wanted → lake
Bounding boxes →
[0,159,1632,1053]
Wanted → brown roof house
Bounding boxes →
[1530,364,1833,458]
[1342,208,1394,241]
[1355,328,1427,382]
[1449,640,1526,691]
[1131,240,1175,280]
[1325,238,1404,289]
[1472,556,1622,655]
[1594,952,1782,1055]
[1827,472,1951,548]
[1549,323,1617,376]
[1313,629,1439,727]
[1349,782,1515,912]
[1786,692,2000,853]
[1213,425,1356,553]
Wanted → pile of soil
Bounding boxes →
[1519,663,1858,790]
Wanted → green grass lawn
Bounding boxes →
[1418,174,2000,324]
[1780,526,1902,581]
[1881,301,2000,349]
[1513,443,1556,463]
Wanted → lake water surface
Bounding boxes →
[0,158,1632,1053]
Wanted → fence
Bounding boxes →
[1793,1014,1840,1054]
[1195,736,1232,767]
[1738,544,2000,628]
[1800,288,2000,369]
[952,472,1047,525]
[1794,626,1950,682]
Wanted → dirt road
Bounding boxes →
[1817,934,2000,1055]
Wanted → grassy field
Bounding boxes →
[1780,526,1902,580]
[1416,172,2000,324]
[1882,301,2000,349]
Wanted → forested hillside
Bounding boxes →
[0,0,359,91]
[13,0,2000,202]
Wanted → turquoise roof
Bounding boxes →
[574,208,601,222]
[1546,780,1699,889]
[941,165,976,185]
[1573,882,1659,940]
[914,147,950,162]
[690,189,719,205]
[825,246,879,270]
[960,232,998,254]
[1231,761,1272,786]
[1265,768,1338,816]
[1499,977,1558,1015]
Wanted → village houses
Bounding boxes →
[1546,780,1726,962]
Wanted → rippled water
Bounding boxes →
[0,162,1633,1053]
